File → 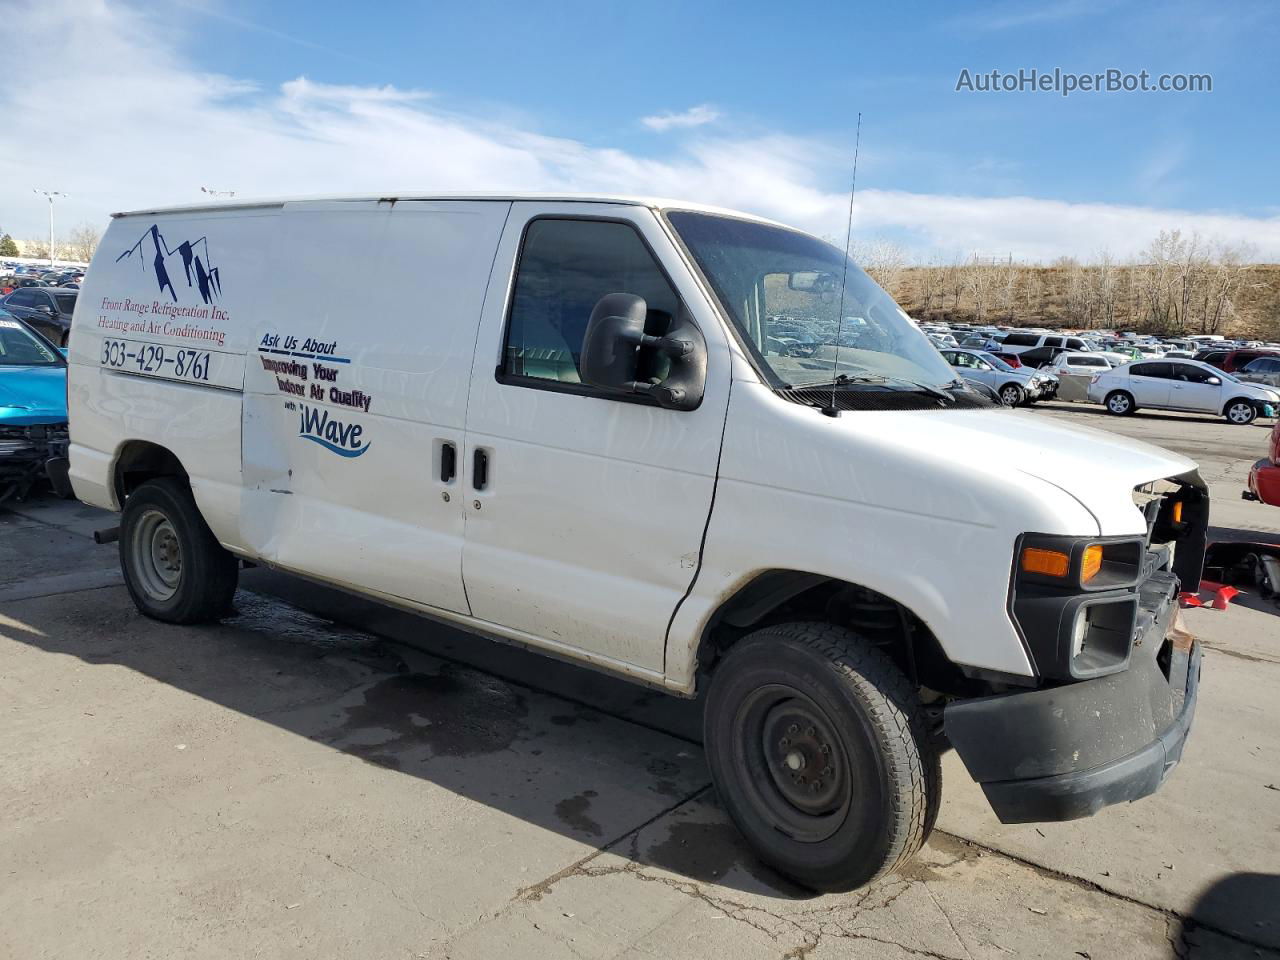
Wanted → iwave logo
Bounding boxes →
[298,404,370,458]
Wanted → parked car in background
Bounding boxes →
[1244,419,1280,506]
[1044,352,1113,376]
[1216,348,1280,374]
[987,349,1024,368]
[0,275,50,295]
[1014,344,1070,369]
[0,286,77,345]
[1234,355,1280,389]
[1088,359,1280,424]
[1193,347,1277,372]
[999,331,1095,355]
[0,312,70,501]
[1192,347,1229,368]
[939,348,1045,406]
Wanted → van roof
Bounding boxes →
[112,193,791,227]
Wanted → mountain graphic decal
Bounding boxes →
[116,224,222,304]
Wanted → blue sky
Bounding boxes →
[2,0,1278,259]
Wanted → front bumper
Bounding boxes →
[945,572,1200,823]
[0,422,70,501]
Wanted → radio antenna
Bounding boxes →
[825,112,862,417]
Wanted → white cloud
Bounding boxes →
[1,0,1278,264]
[639,105,720,132]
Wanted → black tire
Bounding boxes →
[1105,390,1135,416]
[704,622,939,892]
[999,383,1025,407]
[1224,398,1258,425]
[119,477,238,623]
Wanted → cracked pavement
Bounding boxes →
[3,405,1279,959]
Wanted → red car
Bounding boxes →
[1199,347,1280,373]
[988,350,1023,368]
[1246,419,1280,506]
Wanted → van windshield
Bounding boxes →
[667,211,957,391]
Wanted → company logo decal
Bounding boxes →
[298,404,370,458]
[116,224,222,304]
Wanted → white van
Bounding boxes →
[67,194,1205,891]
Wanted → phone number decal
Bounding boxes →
[99,337,243,390]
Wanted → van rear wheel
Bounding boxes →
[704,622,938,892]
[120,478,238,623]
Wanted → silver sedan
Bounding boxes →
[940,349,1046,406]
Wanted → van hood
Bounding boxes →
[872,407,1197,535]
[0,365,69,426]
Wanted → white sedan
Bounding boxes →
[1087,358,1280,424]
[1044,351,1114,375]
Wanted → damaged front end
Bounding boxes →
[943,470,1206,824]
[0,422,70,502]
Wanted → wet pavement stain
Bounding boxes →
[644,817,812,897]
[554,789,602,836]
[645,757,687,797]
[222,591,399,666]
[326,665,530,764]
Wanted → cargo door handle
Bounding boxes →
[473,449,489,491]
[440,442,457,483]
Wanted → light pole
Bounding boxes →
[33,190,67,268]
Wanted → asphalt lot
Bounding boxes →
[3,401,1279,959]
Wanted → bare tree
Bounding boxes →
[1090,250,1118,329]
[1200,242,1255,334]
[23,237,50,259]
[65,224,101,263]
[853,239,910,299]
[963,255,1001,321]
[990,256,1020,321]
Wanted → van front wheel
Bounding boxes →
[704,622,938,892]
[120,478,238,623]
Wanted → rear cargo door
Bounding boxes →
[240,199,510,614]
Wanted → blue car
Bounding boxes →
[0,311,70,501]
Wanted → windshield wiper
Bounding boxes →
[804,373,959,404]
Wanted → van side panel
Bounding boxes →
[239,200,510,614]
[68,210,275,549]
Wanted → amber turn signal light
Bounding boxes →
[1081,544,1103,582]
[1021,547,1070,578]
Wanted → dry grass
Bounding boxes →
[888,263,1280,336]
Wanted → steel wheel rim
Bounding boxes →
[1229,403,1253,423]
[130,508,182,601]
[1109,395,1129,413]
[733,684,852,843]
[1001,386,1020,405]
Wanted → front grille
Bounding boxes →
[0,421,69,502]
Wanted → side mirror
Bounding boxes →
[1207,376,1221,386]
[37,304,54,314]
[580,293,706,411]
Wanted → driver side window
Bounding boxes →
[502,218,681,386]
